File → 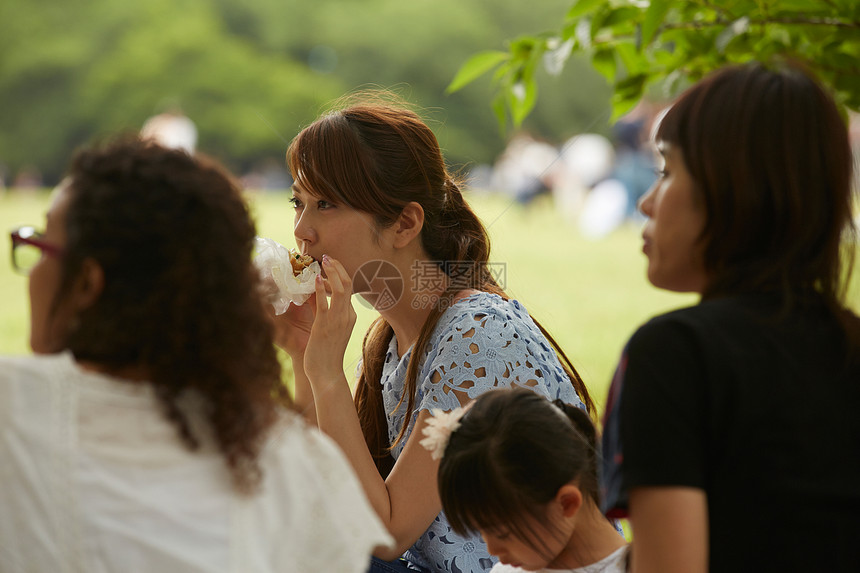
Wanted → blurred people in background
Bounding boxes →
[141,105,198,154]
[12,165,44,191]
[467,106,660,240]
[240,157,293,192]
[553,133,616,229]
[610,103,659,220]
[488,132,558,206]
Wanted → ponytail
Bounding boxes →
[553,399,600,505]
[431,178,493,273]
[553,399,598,452]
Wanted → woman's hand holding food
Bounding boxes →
[268,248,320,359]
[271,294,316,359]
[304,255,357,383]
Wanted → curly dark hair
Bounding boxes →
[56,136,288,493]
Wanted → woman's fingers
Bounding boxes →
[314,273,329,315]
[313,255,356,326]
[304,256,356,381]
[322,255,353,314]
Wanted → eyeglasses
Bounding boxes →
[10,226,64,275]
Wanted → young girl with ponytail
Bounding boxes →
[274,95,595,573]
[433,388,627,573]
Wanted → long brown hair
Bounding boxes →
[656,61,859,344]
[288,94,594,475]
[60,137,288,494]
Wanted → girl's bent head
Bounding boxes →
[438,388,599,559]
[654,61,855,304]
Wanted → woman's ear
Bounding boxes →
[556,484,584,519]
[72,257,105,310]
[392,202,425,248]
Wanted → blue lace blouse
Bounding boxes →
[379,292,585,573]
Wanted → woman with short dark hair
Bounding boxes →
[601,62,860,572]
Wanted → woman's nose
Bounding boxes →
[638,184,656,217]
[293,210,316,246]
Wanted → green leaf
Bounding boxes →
[574,17,593,50]
[829,52,859,72]
[510,77,538,127]
[616,41,647,76]
[841,90,860,113]
[567,0,604,20]
[611,72,648,120]
[591,47,616,83]
[614,73,647,100]
[769,0,832,14]
[662,68,687,99]
[446,50,510,93]
[842,41,860,59]
[491,92,507,134]
[509,36,538,59]
[610,74,648,123]
[561,19,579,43]
[589,4,613,40]
[833,73,860,100]
[492,62,511,83]
[766,26,792,48]
[722,0,757,15]
[653,46,680,66]
[611,92,642,123]
[490,59,514,84]
[715,16,750,54]
[642,0,671,46]
[601,6,643,31]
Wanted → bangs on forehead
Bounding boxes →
[288,112,360,207]
[290,167,342,204]
[456,490,563,559]
[654,101,683,147]
[443,454,547,539]
[442,453,507,535]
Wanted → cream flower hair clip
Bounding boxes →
[419,404,473,461]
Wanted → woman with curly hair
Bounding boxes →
[0,137,391,572]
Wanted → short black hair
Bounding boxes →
[438,388,599,557]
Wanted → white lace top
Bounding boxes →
[0,352,392,573]
[380,292,585,573]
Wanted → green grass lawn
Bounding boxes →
[3,189,858,411]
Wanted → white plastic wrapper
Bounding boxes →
[254,236,320,313]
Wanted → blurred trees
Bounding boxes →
[0,0,612,185]
[449,0,860,128]
[0,0,339,182]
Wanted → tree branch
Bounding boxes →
[662,16,860,31]
[701,0,735,20]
